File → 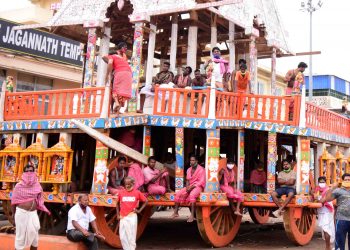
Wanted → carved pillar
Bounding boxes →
[83,28,97,88]
[187,11,198,74]
[169,14,178,72]
[91,133,109,194]
[175,128,184,192]
[237,130,245,192]
[210,13,217,55]
[142,126,151,157]
[96,25,111,87]
[315,142,325,180]
[228,22,235,73]
[145,23,157,86]
[267,132,277,193]
[271,47,277,95]
[128,22,144,112]
[249,36,258,94]
[205,129,220,192]
[297,137,310,194]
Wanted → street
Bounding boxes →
[107,209,325,250]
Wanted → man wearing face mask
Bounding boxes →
[314,176,334,250]
[270,159,296,216]
[204,47,230,89]
[67,194,104,250]
[11,164,51,250]
[219,159,243,216]
[323,173,350,250]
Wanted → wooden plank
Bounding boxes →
[71,119,164,168]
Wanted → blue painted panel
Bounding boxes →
[305,75,330,89]
[334,76,346,93]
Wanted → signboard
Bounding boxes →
[0,19,83,67]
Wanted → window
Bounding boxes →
[16,73,53,92]
[257,82,265,95]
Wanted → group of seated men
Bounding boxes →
[137,47,252,113]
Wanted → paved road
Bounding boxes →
[103,209,326,250]
[1,209,326,250]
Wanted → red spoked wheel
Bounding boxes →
[248,207,270,224]
[196,206,242,247]
[1,200,14,225]
[92,205,152,248]
[283,207,316,246]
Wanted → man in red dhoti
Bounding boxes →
[143,156,171,195]
[11,164,51,250]
[171,155,205,222]
[219,160,243,216]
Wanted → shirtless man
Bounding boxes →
[108,156,127,195]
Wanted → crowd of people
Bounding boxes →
[9,154,350,250]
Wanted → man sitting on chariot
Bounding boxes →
[143,156,172,195]
[108,156,127,195]
[137,61,174,113]
[219,159,243,216]
[171,155,205,222]
[270,159,296,216]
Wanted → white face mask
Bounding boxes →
[319,183,326,188]
[227,164,234,170]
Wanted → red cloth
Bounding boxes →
[11,172,50,215]
[250,169,267,185]
[108,54,131,72]
[118,188,147,217]
[186,165,205,189]
[127,163,145,190]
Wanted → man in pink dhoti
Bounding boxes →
[171,155,205,222]
[108,156,127,195]
[219,159,243,216]
[127,160,145,192]
[143,156,171,195]
[11,164,51,250]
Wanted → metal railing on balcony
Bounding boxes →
[4,87,105,120]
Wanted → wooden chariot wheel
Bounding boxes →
[92,205,152,248]
[196,206,242,247]
[283,207,316,246]
[248,207,270,224]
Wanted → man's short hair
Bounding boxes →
[282,159,290,165]
[118,156,127,163]
[24,164,34,172]
[318,176,326,182]
[116,41,127,50]
[212,46,220,52]
[148,156,156,162]
[194,69,201,73]
[163,62,170,66]
[185,66,193,74]
[78,194,88,201]
[342,173,350,180]
[189,154,198,160]
[124,176,135,184]
[298,62,308,68]
[238,59,247,65]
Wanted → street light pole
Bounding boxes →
[301,0,322,102]
[309,10,313,101]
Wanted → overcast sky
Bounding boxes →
[2,0,350,80]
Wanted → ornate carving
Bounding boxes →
[130,0,196,14]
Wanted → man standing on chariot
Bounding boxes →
[204,47,230,90]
